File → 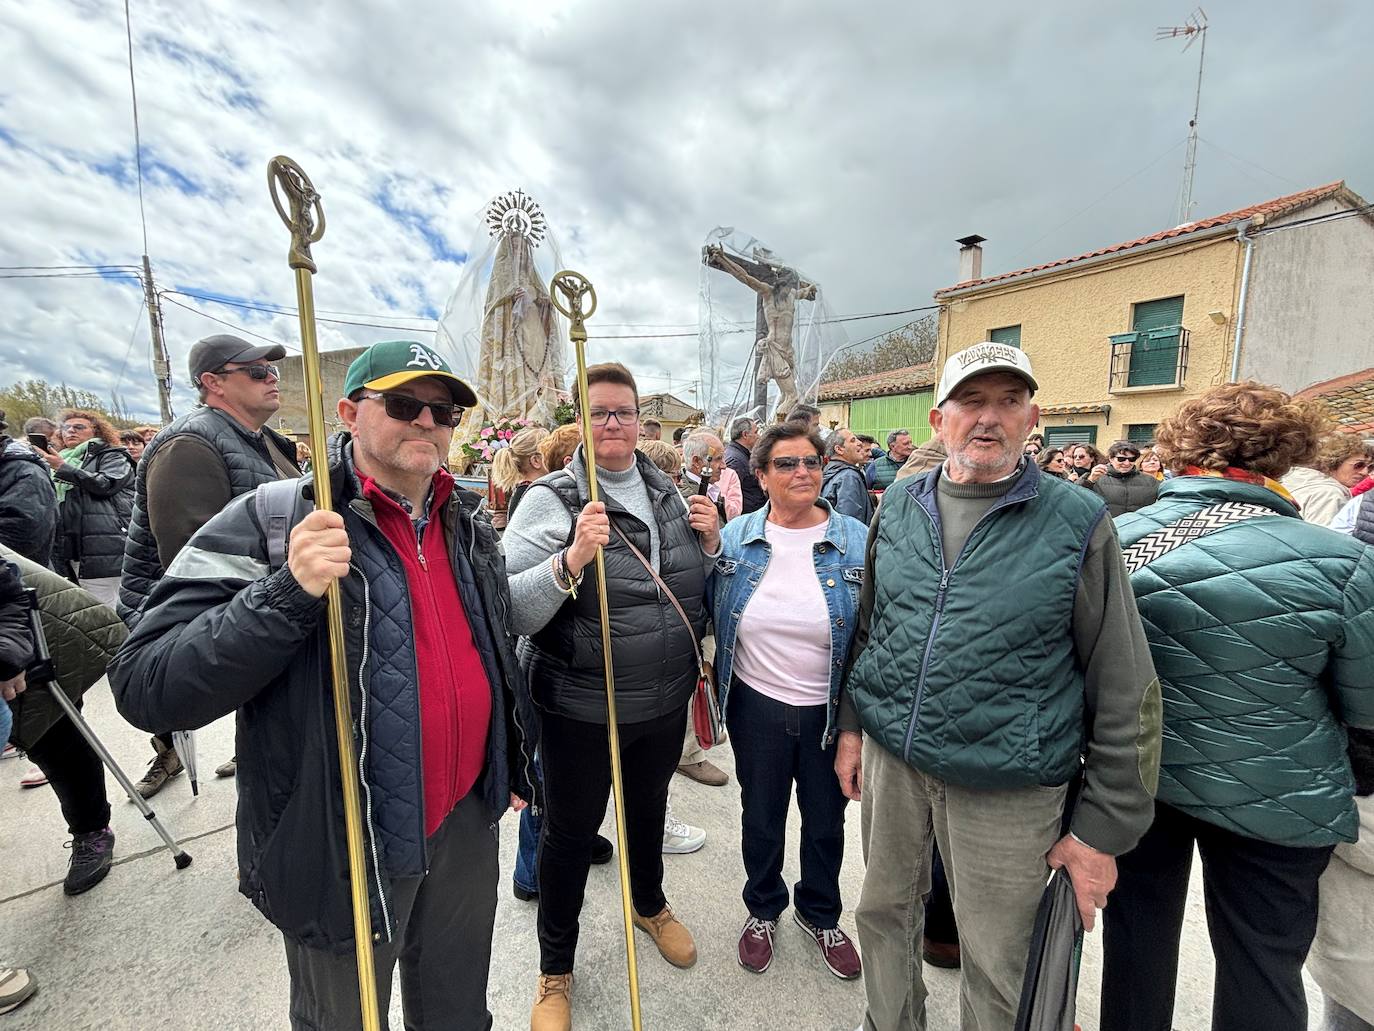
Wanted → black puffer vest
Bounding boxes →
[118,406,297,624]
[1356,491,1374,546]
[56,440,135,579]
[523,453,707,724]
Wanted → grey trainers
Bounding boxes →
[134,737,183,799]
[214,757,237,778]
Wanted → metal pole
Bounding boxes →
[141,254,174,423]
[549,270,643,1031]
[266,155,381,1031]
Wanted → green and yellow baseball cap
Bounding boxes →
[343,340,478,407]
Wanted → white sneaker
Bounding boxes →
[662,800,706,855]
[0,744,19,760]
[20,765,48,789]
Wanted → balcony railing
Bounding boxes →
[1109,325,1189,391]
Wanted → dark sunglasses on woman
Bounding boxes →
[360,391,461,427]
[771,455,823,472]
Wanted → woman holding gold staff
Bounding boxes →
[504,361,720,1031]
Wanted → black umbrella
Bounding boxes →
[1014,868,1084,1031]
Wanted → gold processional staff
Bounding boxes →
[267,155,382,1031]
[550,271,645,1029]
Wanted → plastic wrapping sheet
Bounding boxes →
[436,190,569,441]
[698,226,847,428]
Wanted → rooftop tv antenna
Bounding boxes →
[1157,9,1208,225]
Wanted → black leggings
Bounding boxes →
[26,705,111,835]
[536,706,686,974]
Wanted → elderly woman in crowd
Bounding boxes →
[34,410,135,607]
[708,421,868,981]
[504,363,719,1031]
[1280,433,1372,526]
[1137,447,1164,480]
[1100,382,1374,1031]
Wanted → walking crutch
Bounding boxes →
[21,588,192,870]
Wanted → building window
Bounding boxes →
[1126,423,1157,447]
[989,324,1021,349]
[1109,295,1188,390]
[1044,425,1097,448]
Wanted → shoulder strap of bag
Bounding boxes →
[255,479,308,572]
[1121,501,1276,575]
[609,520,704,673]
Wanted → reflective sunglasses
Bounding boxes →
[359,391,461,427]
[216,363,280,381]
[770,454,823,472]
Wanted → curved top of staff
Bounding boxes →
[268,155,326,273]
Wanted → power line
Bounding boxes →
[0,264,142,272]
[163,289,439,334]
[159,295,357,370]
[122,0,149,255]
[0,272,143,281]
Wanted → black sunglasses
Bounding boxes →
[215,363,280,381]
[360,391,461,427]
[771,455,823,472]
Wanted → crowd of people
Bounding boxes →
[0,332,1371,1031]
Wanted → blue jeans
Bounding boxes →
[726,677,848,928]
[514,759,542,894]
[0,696,11,747]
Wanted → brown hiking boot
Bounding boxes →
[134,737,183,799]
[633,905,697,968]
[676,759,729,787]
[530,973,572,1031]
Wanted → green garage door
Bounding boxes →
[849,390,934,447]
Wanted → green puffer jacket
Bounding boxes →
[0,543,127,750]
[1117,478,1374,847]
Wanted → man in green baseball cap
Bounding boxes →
[113,337,535,1028]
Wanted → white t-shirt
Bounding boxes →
[731,519,832,707]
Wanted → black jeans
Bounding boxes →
[1101,799,1335,1031]
[726,679,848,928]
[282,791,498,1031]
[26,704,110,835]
[924,842,957,945]
[536,706,685,974]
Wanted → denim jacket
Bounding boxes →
[707,500,869,747]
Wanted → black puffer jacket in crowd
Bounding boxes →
[55,440,135,579]
[0,437,58,567]
[0,559,33,680]
[1089,468,1160,518]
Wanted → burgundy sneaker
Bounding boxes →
[737,916,777,974]
[794,911,862,980]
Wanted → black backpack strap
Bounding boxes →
[1122,502,1275,575]
[254,479,309,572]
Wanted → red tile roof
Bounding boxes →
[1296,367,1374,435]
[937,181,1351,295]
[817,362,937,402]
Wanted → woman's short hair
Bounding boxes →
[119,430,143,446]
[1311,432,1372,476]
[538,423,583,472]
[1152,380,1329,479]
[582,362,638,406]
[750,422,825,473]
[58,409,119,446]
[638,439,681,477]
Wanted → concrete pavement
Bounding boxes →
[1,679,1324,1029]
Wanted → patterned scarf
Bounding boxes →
[53,438,94,503]
[1179,465,1298,507]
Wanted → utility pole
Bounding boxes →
[141,255,174,423]
[1158,9,1209,225]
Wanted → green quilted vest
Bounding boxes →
[847,462,1108,787]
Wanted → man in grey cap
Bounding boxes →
[117,334,299,796]
[836,342,1162,1031]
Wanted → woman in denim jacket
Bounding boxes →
[708,421,869,982]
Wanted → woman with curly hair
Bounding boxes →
[34,410,135,606]
[1281,433,1372,526]
[1100,381,1374,1031]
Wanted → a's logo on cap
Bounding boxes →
[407,344,443,371]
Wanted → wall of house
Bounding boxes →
[819,401,849,430]
[1239,198,1374,393]
[273,346,365,437]
[937,236,1242,444]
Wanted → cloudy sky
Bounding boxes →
[2,0,1371,421]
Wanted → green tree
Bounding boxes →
[0,379,137,432]
[821,314,937,383]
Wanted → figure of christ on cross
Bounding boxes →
[704,244,817,420]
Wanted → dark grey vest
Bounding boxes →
[1356,491,1374,547]
[117,406,297,624]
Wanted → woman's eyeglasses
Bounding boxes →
[770,455,823,472]
[360,391,461,427]
[215,363,280,382]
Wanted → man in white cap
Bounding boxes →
[835,342,1162,1030]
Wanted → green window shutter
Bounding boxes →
[849,390,934,447]
[989,325,1022,348]
[1126,423,1157,446]
[1127,296,1184,386]
[1044,425,1097,447]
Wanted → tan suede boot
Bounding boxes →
[632,905,698,968]
[530,972,573,1031]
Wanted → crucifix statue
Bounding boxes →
[703,243,816,419]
